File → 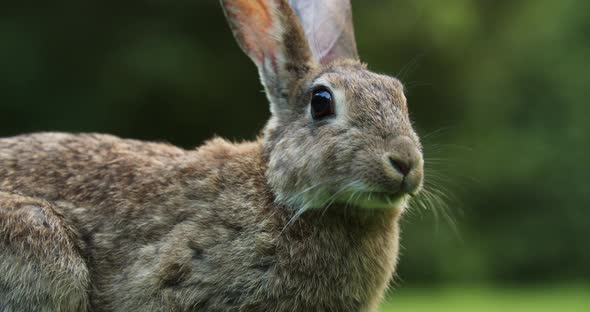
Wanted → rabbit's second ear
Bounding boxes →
[221,0,313,113]
[289,0,359,64]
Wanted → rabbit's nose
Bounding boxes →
[387,156,411,177]
[383,137,423,194]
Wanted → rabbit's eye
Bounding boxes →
[310,87,335,120]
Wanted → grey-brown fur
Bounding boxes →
[0,1,423,311]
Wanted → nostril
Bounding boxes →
[388,156,411,176]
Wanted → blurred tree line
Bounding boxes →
[1,0,588,285]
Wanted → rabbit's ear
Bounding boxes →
[221,0,313,114]
[288,0,359,64]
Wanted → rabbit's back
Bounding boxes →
[0,133,195,310]
[0,132,188,202]
[0,132,278,311]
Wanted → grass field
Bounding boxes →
[379,286,590,312]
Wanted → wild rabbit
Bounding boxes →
[0,0,424,311]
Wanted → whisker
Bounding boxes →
[396,52,426,83]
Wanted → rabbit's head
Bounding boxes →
[221,0,423,210]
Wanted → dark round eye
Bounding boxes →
[310,87,335,120]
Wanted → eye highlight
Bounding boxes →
[310,86,335,120]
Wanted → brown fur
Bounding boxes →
[0,1,423,311]
[0,134,400,311]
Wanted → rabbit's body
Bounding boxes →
[0,132,399,311]
[1,0,426,311]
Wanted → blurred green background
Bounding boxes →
[1,0,589,310]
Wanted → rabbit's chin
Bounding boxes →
[334,192,410,210]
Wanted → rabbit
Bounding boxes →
[0,0,424,311]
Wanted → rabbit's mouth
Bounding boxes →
[336,191,409,210]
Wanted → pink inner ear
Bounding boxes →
[289,0,358,64]
[223,0,279,66]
